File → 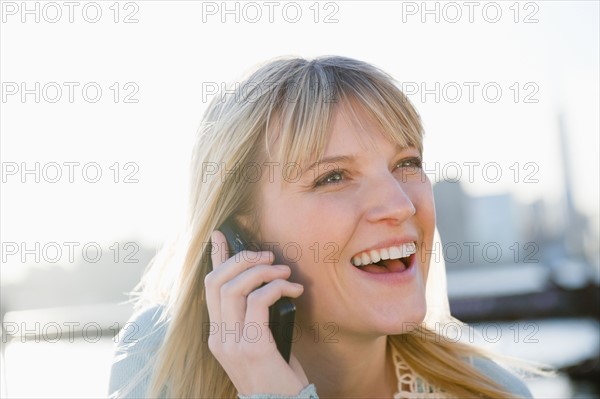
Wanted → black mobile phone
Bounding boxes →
[218,220,296,363]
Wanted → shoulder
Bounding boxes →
[113,304,169,356]
[470,356,533,399]
[108,304,169,398]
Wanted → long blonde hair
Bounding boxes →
[124,56,523,398]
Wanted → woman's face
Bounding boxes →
[251,102,435,339]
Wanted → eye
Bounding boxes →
[314,170,345,187]
[395,156,423,170]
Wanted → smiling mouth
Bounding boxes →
[351,243,416,273]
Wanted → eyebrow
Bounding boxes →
[304,155,355,172]
[302,145,418,173]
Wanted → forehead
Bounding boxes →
[323,102,390,154]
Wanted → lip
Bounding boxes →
[351,237,418,260]
[350,252,417,283]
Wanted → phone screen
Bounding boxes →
[218,221,296,363]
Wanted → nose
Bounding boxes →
[363,172,416,224]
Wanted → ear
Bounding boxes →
[233,213,260,242]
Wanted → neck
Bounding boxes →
[292,325,398,398]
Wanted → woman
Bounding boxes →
[108,56,533,398]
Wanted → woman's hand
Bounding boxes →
[205,230,309,396]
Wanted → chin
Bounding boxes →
[371,297,427,336]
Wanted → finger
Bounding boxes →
[209,245,274,287]
[220,265,291,329]
[244,280,304,326]
[222,264,291,298]
[205,230,232,325]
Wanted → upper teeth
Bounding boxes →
[351,243,416,267]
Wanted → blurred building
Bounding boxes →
[434,181,526,266]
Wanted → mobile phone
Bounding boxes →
[218,220,296,363]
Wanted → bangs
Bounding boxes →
[262,57,424,170]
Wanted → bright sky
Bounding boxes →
[1,1,598,281]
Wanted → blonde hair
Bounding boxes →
[122,56,525,398]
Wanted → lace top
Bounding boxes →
[391,344,452,398]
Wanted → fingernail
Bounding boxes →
[274,265,289,271]
[293,283,303,289]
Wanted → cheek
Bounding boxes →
[274,198,360,289]
[294,199,358,269]
[281,191,358,236]
[406,181,435,228]
[405,181,436,272]
[258,192,354,264]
